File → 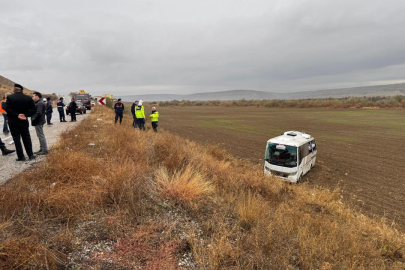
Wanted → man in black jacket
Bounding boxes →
[4,83,36,161]
[130,100,138,128]
[32,92,48,155]
[46,97,53,125]
[114,98,124,124]
[57,97,67,122]
[69,98,77,122]
[0,137,15,156]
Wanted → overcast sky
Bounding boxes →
[1,0,405,96]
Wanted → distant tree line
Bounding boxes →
[148,96,405,109]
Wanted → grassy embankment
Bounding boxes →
[0,86,14,99]
[0,105,404,269]
[152,96,405,109]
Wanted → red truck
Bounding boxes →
[74,90,92,110]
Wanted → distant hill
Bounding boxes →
[0,75,55,101]
[121,83,405,102]
[0,75,14,88]
[0,75,33,98]
[0,75,31,90]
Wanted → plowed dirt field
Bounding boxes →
[157,106,405,230]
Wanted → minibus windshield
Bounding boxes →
[265,143,298,168]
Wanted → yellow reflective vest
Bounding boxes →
[150,111,159,122]
[134,105,145,118]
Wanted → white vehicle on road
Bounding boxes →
[264,131,317,183]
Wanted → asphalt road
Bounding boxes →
[0,108,90,184]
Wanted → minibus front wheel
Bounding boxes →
[297,173,304,184]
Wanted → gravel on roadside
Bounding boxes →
[0,110,91,184]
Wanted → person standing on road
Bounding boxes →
[3,83,36,161]
[114,98,125,124]
[45,97,53,125]
[0,137,15,156]
[135,100,145,131]
[69,98,77,122]
[149,106,159,132]
[130,100,138,128]
[31,92,48,155]
[57,97,67,122]
[1,93,10,133]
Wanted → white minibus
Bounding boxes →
[264,131,317,183]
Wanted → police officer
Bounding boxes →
[114,98,125,124]
[57,97,67,122]
[0,137,15,156]
[130,100,138,128]
[46,97,53,125]
[135,100,145,131]
[149,106,159,132]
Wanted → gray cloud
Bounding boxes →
[1,0,405,96]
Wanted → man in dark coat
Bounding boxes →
[31,92,48,155]
[130,100,138,128]
[46,97,53,125]
[0,137,15,156]
[3,83,36,161]
[69,98,77,122]
[57,97,67,122]
[114,98,125,124]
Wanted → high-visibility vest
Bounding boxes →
[135,105,145,118]
[0,99,6,114]
[150,111,159,122]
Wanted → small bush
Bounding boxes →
[154,166,213,205]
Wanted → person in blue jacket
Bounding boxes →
[114,98,125,124]
[57,97,67,122]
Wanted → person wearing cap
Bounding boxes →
[135,100,145,131]
[130,100,138,128]
[114,98,125,124]
[1,93,11,133]
[149,106,159,132]
[45,97,53,125]
[57,97,67,122]
[3,83,36,161]
[31,91,48,155]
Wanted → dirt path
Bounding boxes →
[0,109,91,184]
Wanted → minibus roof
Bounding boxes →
[267,131,314,147]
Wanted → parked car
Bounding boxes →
[66,101,87,115]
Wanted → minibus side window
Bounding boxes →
[311,140,317,151]
[299,144,309,164]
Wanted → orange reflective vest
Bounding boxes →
[0,99,6,114]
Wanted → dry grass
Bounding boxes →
[0,105,404,269]
[155,166,214,205]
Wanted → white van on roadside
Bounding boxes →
[264,131,317,183]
